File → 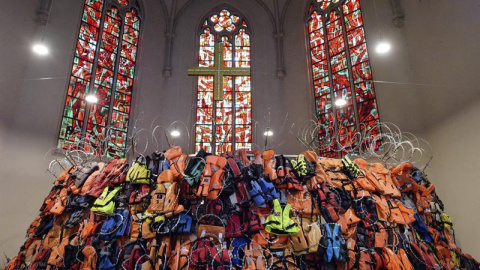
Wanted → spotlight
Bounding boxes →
[264,130,273,137]
[32,43,49,55]
[171,130,180,137]
[335,98,347,107]
[85,94,98,103]
[376,41,391,54]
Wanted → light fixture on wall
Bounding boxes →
[373,0,392,55]
[335,98,347,107]
[376,41,391,54]
[32,43,49,55]
[171,129,181,137]
[85,94,98,103]
[32,0,54,56]
[264,130,274,137]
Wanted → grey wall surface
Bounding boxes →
[1,0,479,264]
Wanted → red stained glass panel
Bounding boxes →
[328,35,345,56]
[350,43,369,65]
[357,100,379,123]
[326,19,343,40]
[195,125,213,142]
[94,67,114,88]
[104,15,121,36]
[97,48,116,70]
[82,6,102,28]
[59,117,84,141]
[63,96,86,120]
[113,92,131,113]
[116,74,133,95]
[79,22,99,44]
[347,27,365,48]
[310,31,325,49]
[72,57,93,80]
[196,108,213,124]
[235,125,252,142]
[316,94,332,114]
[215,125,233,142]
[352,61,372,83]
[336,105,356,127]
[86,0,103,11]
[314,76,330,97]
[332,69,350,90]
[67,76,89,99]
[330,52,347,73]
[93,85,112,106]
[235,91,251,107]
[312,60,329,79]
[344,10,363,31]
[101,32,119,53]
[354,81,375,103]
[119,57,135,78]
[88,105,109,126]
[197,91,213,107]
[235,108,251,125]
[110,111,129,131]
[343,0,360,14]
[121,42,137,61]
[215,108,233,125]
[309,11,323,32]
[123,26,139,46]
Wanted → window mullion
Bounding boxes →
[232,39,237,153]
[104,10,126,152]
[339,5,361,141]
[80,2,108,148]
[321,9,339,149]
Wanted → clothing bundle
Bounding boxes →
[5,147,479,270]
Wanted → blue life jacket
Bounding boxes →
[412,213,434,243]
[249,180,266,207]
[258,178,279,202]
[231,237,250,268]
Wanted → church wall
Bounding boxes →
[425,100,480,258]
[0,0,84,264]
[400,0,480,258]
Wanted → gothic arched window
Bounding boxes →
[58,0,141,158]
[307,0,380,158]
[193,9,252,154]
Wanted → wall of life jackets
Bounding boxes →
[5,146,480,270]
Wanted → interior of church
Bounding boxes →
[1,0,479,269]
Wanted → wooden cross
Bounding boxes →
[188,42,250,100]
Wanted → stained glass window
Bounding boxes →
[307,0,380,158]
[195,9,252,154]
[58,0,141,158]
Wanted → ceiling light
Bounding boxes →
[171,130,180,137]
[264,130,273,137]
[32,43,49,55]
[376,41,391,54]
[85,94,98,103]
[335,98,347,107]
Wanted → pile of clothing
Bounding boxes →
[5,147,479,270]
